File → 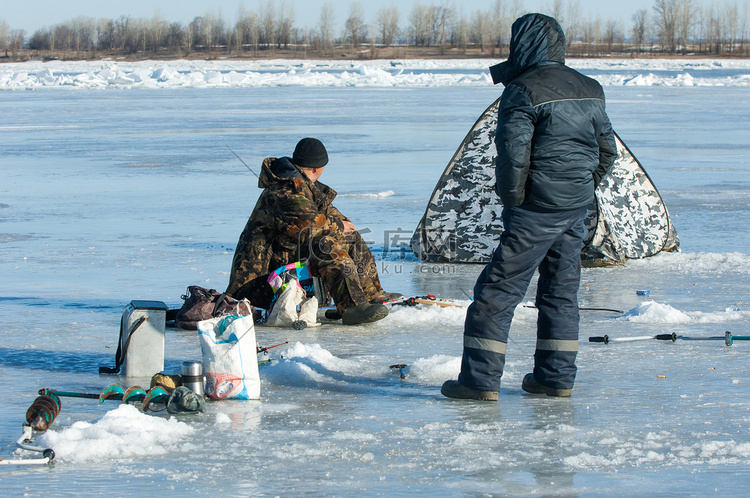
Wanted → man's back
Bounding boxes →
[498,62,614,210]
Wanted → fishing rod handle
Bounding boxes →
[588,336,609,344]
[655,333,677,341]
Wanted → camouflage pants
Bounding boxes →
[305,230,383,312]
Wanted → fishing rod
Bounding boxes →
[256,341,289,365]
[392,295,465,308]
[257,341,289,355]
[258,356,284,365]
[589,334,669,344]
[589,331,750,346]
[226,145,259,179]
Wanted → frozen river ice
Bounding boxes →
[1,59,750,495]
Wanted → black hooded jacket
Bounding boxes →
[489,14,617,210]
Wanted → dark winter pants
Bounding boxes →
[458,205,588,392]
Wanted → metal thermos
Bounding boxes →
[181,361,204,397]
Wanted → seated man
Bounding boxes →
[226,138,399,325]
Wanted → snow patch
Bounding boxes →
[409,354,462,383]
[620,301,691,323]
[34,404,195,463]
[619,300,749,324]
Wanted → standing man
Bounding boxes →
[442,14,617,400]
[226,138,399,325]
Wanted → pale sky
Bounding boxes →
[3,0,675,34]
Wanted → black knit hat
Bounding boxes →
[293,138,329,168]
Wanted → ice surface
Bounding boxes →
[1,59,750,495]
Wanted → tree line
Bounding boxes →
[2,0,749,61]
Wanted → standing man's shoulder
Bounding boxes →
[515,63,604,105]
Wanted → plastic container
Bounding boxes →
[122,300,168,378]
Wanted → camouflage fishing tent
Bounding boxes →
[410,97,679,267]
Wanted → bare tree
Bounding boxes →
[429,3,454,50]
[508,0,525,21]
[739,0,749,54]
[28,27,50,50]
[632,9,650,53]
[132,18,148,54]
[489,0,508,57]
[344,2,366,47]
[603,18,623,52]
[184,20,195,55]
[453,9,468,51]
[69,16,96,54]
[469,8,492,53]
[723,1,739,53]
[213,12,229,49]
[165,22,184,53]
[259,0,276,48]
[277,0,294,49]
[0,20,9,56]
[232,5,246,54]
[234,4,259,54]
[319,2,335,49]
[149,12,168,53]
[580,16,602,55]
[549,0,565,25]
[565,0,582,48]
[376,6,400,46]
[675,0,696,54]
[9,28,25,59]
[114,16,131,52]
[653,0,678,53]
[97,19,114,51]
[410,2,431,46]
[189,16,208,51]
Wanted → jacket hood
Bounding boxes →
[258,156,305,188]
[257,156,337,202]
[489,13,566,86]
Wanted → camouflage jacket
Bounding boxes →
[225,157,348,305]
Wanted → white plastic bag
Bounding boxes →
[264,282,320,328]
[198,315,260,400]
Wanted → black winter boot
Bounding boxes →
[441,380,498,401]
[521,373,572,397]
[341,303,389,325]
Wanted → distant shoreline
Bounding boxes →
[4,45,749,64]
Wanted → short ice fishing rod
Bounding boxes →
[257,341,288,355]
[589,331,750,346]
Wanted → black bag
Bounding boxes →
[174,286,254,330]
